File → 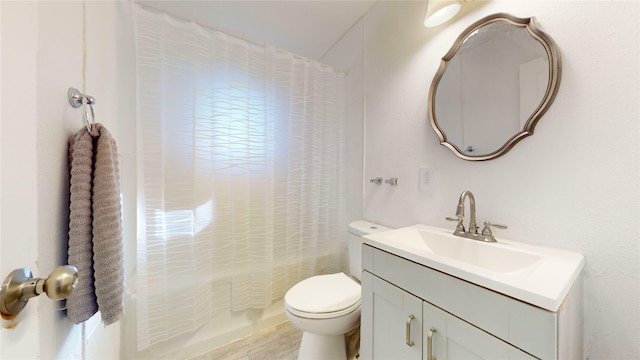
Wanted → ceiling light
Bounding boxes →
[424,0,462,28]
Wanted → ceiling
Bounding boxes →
[136,0,377,62]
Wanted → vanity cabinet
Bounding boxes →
[361,272,423,359]
[361,245,583,360]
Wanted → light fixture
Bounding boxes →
[424,0,462,28]
[0,265,78,317]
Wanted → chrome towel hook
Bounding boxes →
[68,87,96,133]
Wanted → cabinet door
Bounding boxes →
[361,272,423,360]
[423,302,537,360]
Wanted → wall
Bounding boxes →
[360,1,638,358]
[0,1,135,358]
[2,1,636,359]
[322,16,367,226]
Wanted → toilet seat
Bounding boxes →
[285,273,361,319]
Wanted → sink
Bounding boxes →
[363,224,585,311]
[389,226,542,273]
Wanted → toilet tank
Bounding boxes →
[348,220,391,280]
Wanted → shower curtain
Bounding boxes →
[134,6,347,350]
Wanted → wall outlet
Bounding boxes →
[419,166,435,191]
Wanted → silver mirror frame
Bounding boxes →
[428,13,562,161]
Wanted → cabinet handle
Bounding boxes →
[405,314,415,346]
[427,327,437,360]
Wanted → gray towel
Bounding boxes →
[67,123,124,325]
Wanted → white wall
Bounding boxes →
[2,1,637,359]
[0,1,135,358]
[322,17,367,225]
[359,1,638,358]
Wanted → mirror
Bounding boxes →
[429,13,561,161]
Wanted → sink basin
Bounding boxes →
[363,224,584,311]
[388,226,542,273]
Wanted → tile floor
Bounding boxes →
[190,321,303,360]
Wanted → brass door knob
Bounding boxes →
[0,265,79,316]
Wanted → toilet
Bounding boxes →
[284,220,390,360]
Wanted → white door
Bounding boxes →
[423,302,537,360]
[1,1,43,358]
[1,2,127,358]
[362,273,423,360]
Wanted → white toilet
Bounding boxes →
[284,220,390,360]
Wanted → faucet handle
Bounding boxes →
[480,221,507,242]
[481,221,507,235]
[482,221,507,231]
[446,216,465,232]
[385,178,398,185]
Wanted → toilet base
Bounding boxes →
[297,332,347,360]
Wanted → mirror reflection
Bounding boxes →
[429,13,561,161]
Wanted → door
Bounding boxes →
[1,2,127,358]
[423,302,537,360]
[361,272,422,359]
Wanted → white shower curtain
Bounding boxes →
[134,6,347,350]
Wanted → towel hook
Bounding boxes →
[68,87,96,132]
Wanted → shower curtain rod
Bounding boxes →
[133,1,334,67]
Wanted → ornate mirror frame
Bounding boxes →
[428,13,562,161]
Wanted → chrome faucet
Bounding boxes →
[446,190,507,243]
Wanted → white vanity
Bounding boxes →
[360,224,584,360]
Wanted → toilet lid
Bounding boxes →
[285,273,361,316]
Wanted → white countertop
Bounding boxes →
[364,224,585,312]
